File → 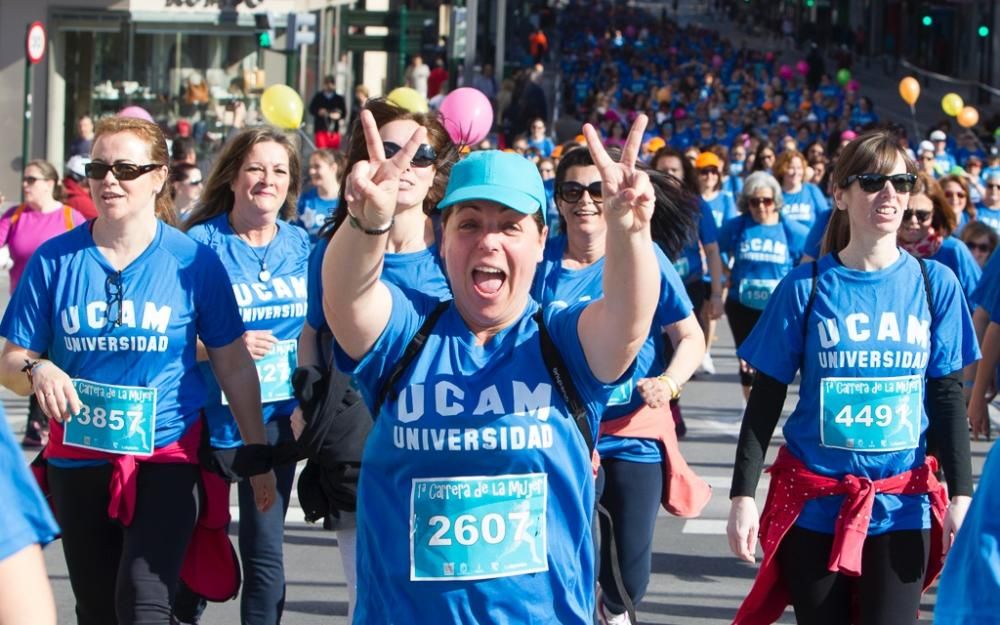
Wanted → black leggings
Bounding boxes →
[48,462,200,625]
[724,298,764,387]
[777,526,930,625]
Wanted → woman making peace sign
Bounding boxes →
[322,112,660,623]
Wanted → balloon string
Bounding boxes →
[297,128,316,151]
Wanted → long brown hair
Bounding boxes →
[184,126,301,230]
[321,98,457,239]
[821,130,917,255]
[92,117,176,226]
[910,172,957,237]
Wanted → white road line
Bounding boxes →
[682,519,728,534]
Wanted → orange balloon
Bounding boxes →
[957,106,980,129]
[898,77,920,106]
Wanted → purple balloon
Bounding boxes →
[846,79,861,92]
[438,88,494,146]
[711,54,723,68]
[778,64,794,81]
[118,105,154,123]
[796,60,810,76]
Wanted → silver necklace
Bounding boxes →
[233,220,277,282]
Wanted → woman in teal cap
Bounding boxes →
[323,110,659,623]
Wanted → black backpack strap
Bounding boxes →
[916,256,935,320]
[532,309,594,453]
[372,300,451,416]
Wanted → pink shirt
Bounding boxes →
[0,204,86,293]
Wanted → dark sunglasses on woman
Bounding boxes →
[85,162,164,181]
[841,173,917,194]
[382,141,437,168]
[902,209,932,223]
[557,181,603,204]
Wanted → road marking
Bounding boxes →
[682,519,728,534]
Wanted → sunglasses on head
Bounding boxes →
[842,173,916,194]
[85,162,163,181]
[902,208,932,223]
[382,141,437,168]
[966,240,993,253]
[557,181,603,204]
[748,197,775,208]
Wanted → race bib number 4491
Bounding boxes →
[63,380,157,455]
[410,474,548,581]
[820,375,922,452]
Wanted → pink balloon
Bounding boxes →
[778,64,794,81]
[673,108,687,120]
[796,60,809,76]
[765,51,775,62]
[118,105,154,123]
[846,79,861,92]
[438,88,494,146]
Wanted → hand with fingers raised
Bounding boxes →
[582,114,655,235]
[343,109,429,235]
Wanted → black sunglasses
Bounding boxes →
[966,241,993,253]
[382,141,437,168]
[842,173,917,194]
[748,197,775,208]
[105,271,124,327]
[557,181,603,204]
[902,209,932,223]
[22,176,44,184]
[85,162,164,181]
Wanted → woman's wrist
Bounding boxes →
[658,373,682,399]
[346,207,393,235]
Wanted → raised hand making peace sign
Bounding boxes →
[343,108,429,233]
[582,114,655,235]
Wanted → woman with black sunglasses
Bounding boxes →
[532,145,704,624]
[291,98,456,621]
[728,130,976,625]
[718,171,808,401]
[898,173,981,311]
[0,116,276,625]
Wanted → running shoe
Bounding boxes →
[700,352,716,375]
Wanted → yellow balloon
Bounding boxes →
[260,84,304,130]
[386,87,428,113]
[957,106,980,129]
[941,93,964,117]
[898,77,920,106]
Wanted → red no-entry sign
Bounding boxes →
[26,21,46,64]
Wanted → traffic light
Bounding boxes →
[255,12,275,49]
[978,25,990,38]
[921,15,933,27]
[286,12,317,51]
[805,0,814,6]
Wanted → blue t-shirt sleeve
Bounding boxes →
[333,282,431,411]
[194,245,246,348]
[306,239,328,331]
[0,248,54,353]
[718,216,738,256]
[698,203,719,245]
[0,420,59,560]
[927,260,980,376]
[737,267,810,384]
[653,246,694,327]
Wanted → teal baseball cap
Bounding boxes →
[438,150,546,218]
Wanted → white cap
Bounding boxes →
[918,140,936,155]
[777,114,791,124]
[805,113,818,122]
[930,130,947,141]
[66,155,90,179]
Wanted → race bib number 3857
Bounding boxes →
[63,380,157,455]
[820,375,922,452]
[410,474,548,581]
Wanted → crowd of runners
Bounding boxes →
[3,2,1000,625]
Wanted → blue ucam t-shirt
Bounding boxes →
[0,222,245,454]
[803,209,832,260]
[295,187,339,242]
[923,237,982,311]
[334,286,629,625]
[187,214,310,448]
[976,207,1000,233]
[718,214,808,309]
[0,414,59,561]
[704,192,739,230]
[780,183,829,229]
[676,202,719,285]
[972,248,1000,313]
[532,236,693,463]
[305,237,452,332]
[739,252,979,535]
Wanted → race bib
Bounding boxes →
[223,339,297,405]
[738,278,779,310]
[673,257,691,280]
[820,375,922,452]
[64,380,157,455]
[607,378,634,407]
[410,474,548,581]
